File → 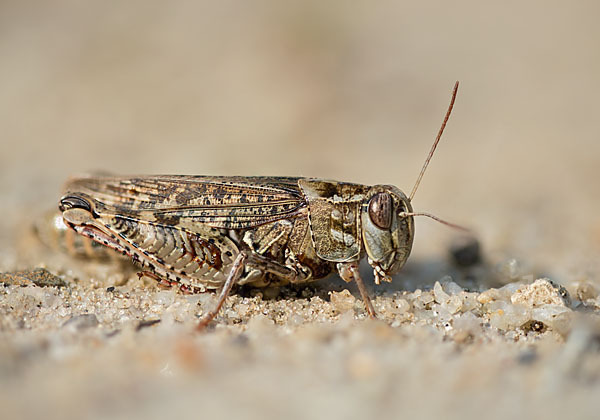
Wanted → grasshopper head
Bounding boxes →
[361,186,414,284]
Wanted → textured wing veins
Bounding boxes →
[64,175,307,229]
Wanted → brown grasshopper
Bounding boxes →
[59,82,462,328]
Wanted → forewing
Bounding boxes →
[64,175,306,229]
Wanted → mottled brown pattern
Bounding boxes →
[298,179,369,262]
[60,175,415,301]
[64,175,307,229]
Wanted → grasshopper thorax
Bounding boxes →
[297,179,414,284]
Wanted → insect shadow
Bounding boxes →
[239,254,489,304]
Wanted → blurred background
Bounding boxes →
[0,0,600,278]
[2,2,600,420]
[2,0,599,279]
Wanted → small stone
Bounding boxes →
[21,285,47,301]
[488,301,531,331]
[0,268,68,288]
[479,283,526,304]
[393,298,411,314]
[449,235,481,267]
[511,279,570,308]
[433,281,450,304]
[330,289,356,314]
[531,305,573,337]
[499,282,525,299]
[478,288,502,304]
[441,278,464,295]
[433,305,453,324]
[574,281,598,303]
[521,320,546,333]
[460,292,481,312]
[236,303,250,317]
[452,312,480,342]
[419,291,435,305]
[405,289,422,304]
[413,308,435,322]
[443,295,463,315]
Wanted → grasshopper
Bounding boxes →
[59,82,462,328]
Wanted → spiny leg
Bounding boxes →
[245,252,312,283]
[196,251,248,331]
[137,270,177,289]
[337,262,377,319]
[137,271,201,294]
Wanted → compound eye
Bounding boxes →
[368,192,393,230]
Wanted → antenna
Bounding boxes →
[409,81,459,201]
[399,211,471,233]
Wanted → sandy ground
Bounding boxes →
[1,2,600,419]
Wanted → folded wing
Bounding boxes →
[63,175,307,229]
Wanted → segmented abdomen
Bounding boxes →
[107,216,238,289]
[34,211,116,260]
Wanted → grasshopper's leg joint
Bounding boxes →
[196,251,248,331]
[336,262,377,319]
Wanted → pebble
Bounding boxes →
[531,305,572,337]
[452,312,481,342]
[510,279,570,307]
[442,278,464,295]
[573,280,598,303]
[330,289,356,314]
[0,268,67,288]
[433,281,450,304]
[478,282,525,304]
[393,298,411,315]
[488,300,531,331]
